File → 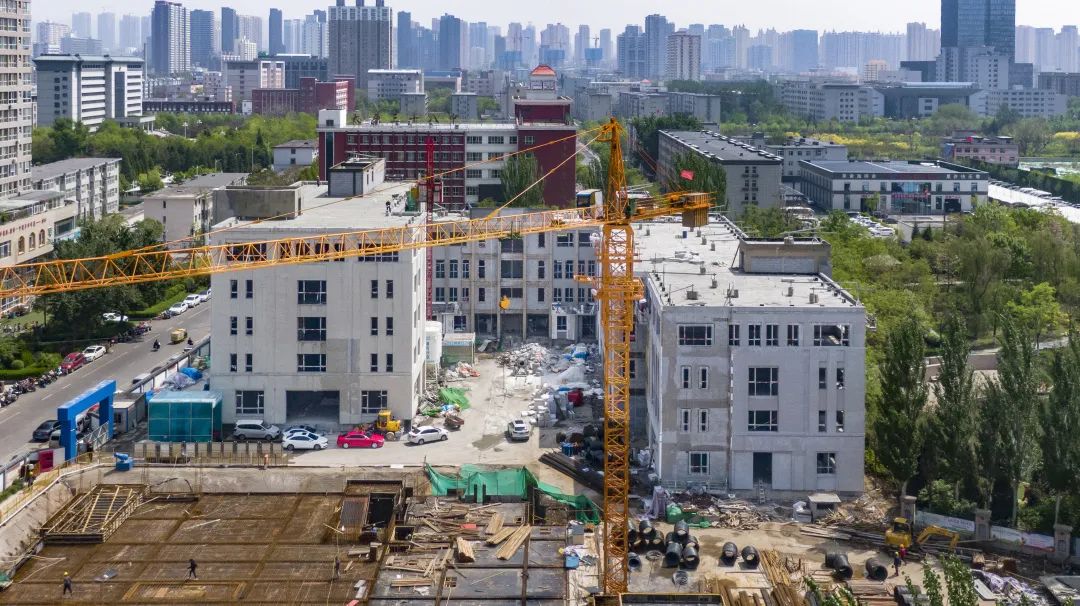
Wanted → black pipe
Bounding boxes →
[741,545,760,568]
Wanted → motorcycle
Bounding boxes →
[152,339,161,352]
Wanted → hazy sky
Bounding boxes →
[40,0,1080,32]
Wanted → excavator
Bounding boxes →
[885,517,961,551]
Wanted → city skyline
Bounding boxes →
[37,0,1080,32]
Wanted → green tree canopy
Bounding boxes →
[500,153,545,207]
[873,316,929,501]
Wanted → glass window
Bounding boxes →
[766,324,779,346]
[230,279,238,299]
[298,317,327,341]
[681,366,691,389]
[698,410,708,432]
[370,353,378,372]
[386,280,394,299]
[816,452,837,474]
[386,317,394,336]
[677,325,712,346]
[836,368,845,389]
[501,260,524,279]
[818,410,827,432]
[747,410,778,431]
[679,408,690,432]
[748,324,762,346]
[813,324,850,346]
[230,316,237,335]
[699,367,709,389]
[787,324,800,346]
[728,324,740,346]
[235,390,264,415]
[818,367,827,389]
[297,353,326,372]
[361,390,388,414]
[245,279,253,299]
[245,317,253,336]
[297,280,327,304]
[689,452,709,475]
[748,367,779,396]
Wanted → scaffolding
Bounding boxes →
[41,484,148,544]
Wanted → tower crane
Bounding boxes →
[0,118,709,595]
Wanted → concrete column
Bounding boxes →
[901,495,916,523]
[974,509,992,541]
[1054,524,1073,562]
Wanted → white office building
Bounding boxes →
[33,55,144,131]
[209,168,425,426]
[29,158,122,219]
[635,220,866,495]
[366,69,424,101]
[142,173,248,246]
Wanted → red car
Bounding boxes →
[336,430,385,449]
[61,352,86,373]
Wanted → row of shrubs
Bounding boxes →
[0,351,62,380]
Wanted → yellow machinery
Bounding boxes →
[169,328,187,344]
[885,517,960,551]
[373,410,402,441]
[0,118,709,595]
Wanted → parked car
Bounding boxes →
[168,302,189,316]
[197,289,211,303]
[32,419,60,441]
[506,420,531,442]
[282,431,328,451]
[283,424,321,436]
[82,345,107,362]
[102,312,129,322]
[183,294,202,308]
[232,419,281,441]
[61,352,87,373]
[407,425,449,445]
[336,430,385,449]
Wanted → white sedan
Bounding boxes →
[407,425,449,445]
[282,431,328,451]
[82,345,107,362]
[102,312,129,322]
[168,302,189,316]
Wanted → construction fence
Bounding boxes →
[425,463,601,523]
[128,441,291,466]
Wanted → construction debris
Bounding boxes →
[454,537,475,563]
[495,526,532,560]
[484,512,504,536]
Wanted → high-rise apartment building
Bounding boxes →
[906,22,941,61]
[437,14,464,70]
[0,0,32,199]
[269,8,284,56]
[328,0,392,89]
[665,30,701,81]
[72,12,92,39]
[790,29,819,72]
[190,10,217,68]
[396,11,415,68]
[221,7,238,54]
[97,13,116,52]
[617,25,647,79]
[151,1,190,75]
[302,11,329,59]
[574,25,590,66]
[941,0,1015,58]
[118,15,143,50]
[237,15,263,53]
[35,21,70,55]
[599,29,613,68]
[644,14,673,80]
[1059,26,1080,73]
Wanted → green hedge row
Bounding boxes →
[0,365,58,380]
[129,285,189,319]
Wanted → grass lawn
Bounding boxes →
[0,310,43,332]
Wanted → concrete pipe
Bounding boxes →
[681,543,700,570]
[825,552,853,579]
[628,552,642,571]
[721,542,739,564]
[865,558,889,581]
[674,519,690,537]
[741,545,760,568]
[685,535,700,551]
[663,541,684,568]
[637,519,657,541]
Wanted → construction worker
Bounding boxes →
[62,572,72,596]
[333,556,341,580]
[892,550,902,577]
[187,559,197,580]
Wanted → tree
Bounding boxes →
[940,556,979,606]
[50,118,90,158]
[1008,118,1051,155]
[739,207,800,238]
[926,104,981,136]
[628,114,702,171]
[922,565,944,606]
[663,152,727,210]
[500,153,545,207]
[873,316,929,502]
[927,314,979,490]
[1006,282,1063,344]
[983,315,1042,525]
[1042,332,1080,525]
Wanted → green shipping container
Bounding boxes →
[147,390,223,442]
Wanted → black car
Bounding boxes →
[32,420,60,442]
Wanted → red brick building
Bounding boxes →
[316,110,577,209]
[250,77,355,116]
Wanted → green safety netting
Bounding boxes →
[425,464,601,523]
[421,387,472,416]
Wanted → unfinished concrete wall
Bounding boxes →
[216,184,302,223]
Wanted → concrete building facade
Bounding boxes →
[665,30,702,81]
[657,130,784,214]
[636,220,866,494]
[327,0,392,89]
[799,159,989,214]
[941,131,1019,166]
[142,173,248,246]
[272,140,318,171]
[317,109,577,209]
[777,80,884,123]
[150,0,190,75]
[225,59,285,102]
[209,177,425,426]
[366,69,423,101]
[969,87,1069,118]
[33,55,144,131]
[29,158,122,219]
[0,0,32,200]
[745,136,850,181]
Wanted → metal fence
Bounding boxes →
[128,441,290,466]
[0,453,100,527]
[127,336,211,394]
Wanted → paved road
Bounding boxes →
[0,302,211,465]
